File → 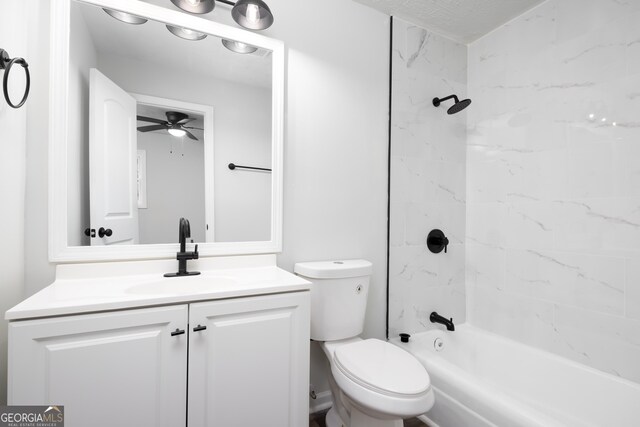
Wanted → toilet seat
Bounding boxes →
[334,339,430,397]
[329,339,435,418]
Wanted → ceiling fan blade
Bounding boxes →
[184,130,199,141]
[177,117,196,125]
[137,115,167,125]
[137,124,167,132]
[183,126,204,130]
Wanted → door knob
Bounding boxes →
[84,228,96,238]
[98,227,113,238]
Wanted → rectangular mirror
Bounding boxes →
[50,0,284,262]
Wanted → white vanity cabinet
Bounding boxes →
[8,305,189,427]
[8,291,310,427]
[188,292,310,427]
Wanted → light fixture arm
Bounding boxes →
[216,0,236,6]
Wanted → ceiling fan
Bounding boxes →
[137,111,203,140]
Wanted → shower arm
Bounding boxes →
[434,94,459,104]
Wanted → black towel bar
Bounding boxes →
[228,163,272,172]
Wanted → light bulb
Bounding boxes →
[187,0,200,5]
[168,128,186,137]
[222,39,258,54]
[166,25,207,41]
[246,4,260,23]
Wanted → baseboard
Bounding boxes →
[309,390,333,414]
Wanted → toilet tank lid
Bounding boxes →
[294,259,372,279]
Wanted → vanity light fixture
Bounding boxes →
[221,39,258,54]
[166,25,208,41]
[230,0,274,30]
[170,0,274,30]
[170,0,216,14]
[102,8,148,25]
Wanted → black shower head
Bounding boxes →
[433,95,472,115]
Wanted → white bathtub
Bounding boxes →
[392,324,640,427]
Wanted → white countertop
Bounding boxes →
[6,255,310,321]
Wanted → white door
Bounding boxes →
[188,292,310,427]
[89,68,139,245]
[8,305,188,427]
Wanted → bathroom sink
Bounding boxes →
[125,275,237,295]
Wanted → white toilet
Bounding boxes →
[295,259,434,427]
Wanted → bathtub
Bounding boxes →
[392,324,640,427]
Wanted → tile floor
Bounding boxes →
[309,410,425,426]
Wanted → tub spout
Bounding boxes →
[430,312,455,331]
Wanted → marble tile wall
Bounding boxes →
[389,18,468,338]
[467,0,640,383]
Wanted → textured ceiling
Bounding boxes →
[352,0,547,43]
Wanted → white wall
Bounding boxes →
[467,0,640,383]
[137,132,206,244]
[264,1,390,398]
[19,0,390,405]
[0,0,29,406]
[388,18,468,337]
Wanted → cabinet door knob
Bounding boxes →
[98,227,113,238]
[193,324,207,332]
[171,328,185,336]
[84,228,96,238]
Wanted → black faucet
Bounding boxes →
[164,218,200,278]
[430,312,455,331]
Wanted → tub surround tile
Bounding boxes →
[552,304,640,382]
[504,250,625,315]
[467,0,640,383]
[469,285,557,352]
[390,0,639,386]
[625,259,640,321]
[389,18,467,337]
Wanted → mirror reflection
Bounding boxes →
[67,1,273,247]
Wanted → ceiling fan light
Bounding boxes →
[168,128,187,137]
[231,0,274,30]
[170,0,215,14]
[222,39,258,54]
[166,25,208,41]
[103,8,148,25]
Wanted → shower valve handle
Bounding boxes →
[427,229,449,254]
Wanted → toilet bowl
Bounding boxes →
[322,337,434,427]
[295,260,434,427]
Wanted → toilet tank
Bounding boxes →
[294,259,372,341]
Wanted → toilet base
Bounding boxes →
[325,407,345,427]
[325,404,404,427]
[350,406,404,427]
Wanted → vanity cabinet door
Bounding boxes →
[8,305,188,427]
[188,292,310,427]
